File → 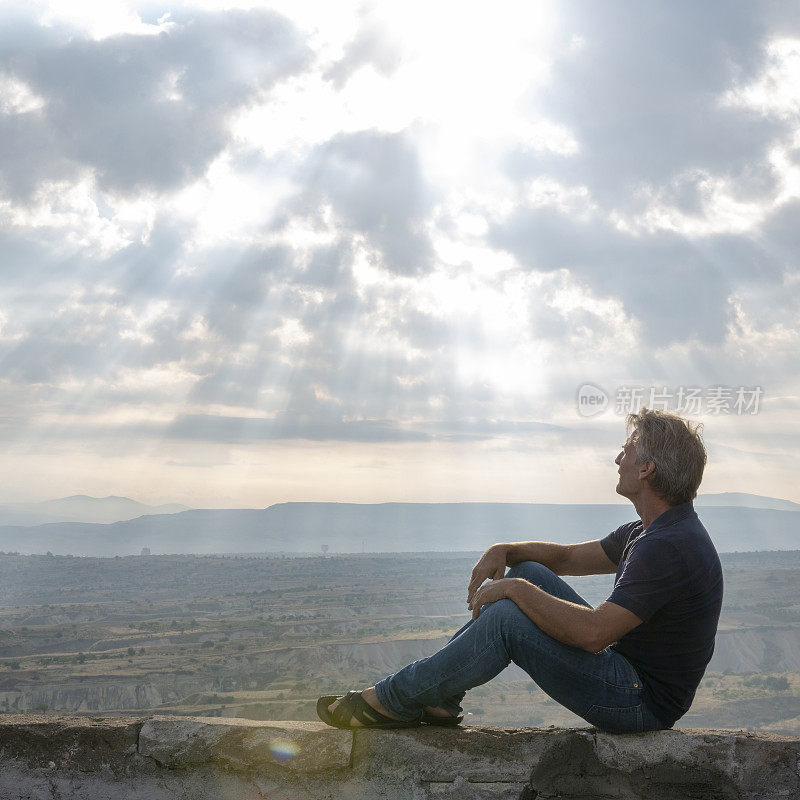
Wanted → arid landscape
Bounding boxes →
[1,548,799,732]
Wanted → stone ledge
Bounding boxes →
[0,715,796,800]
[0,714,142,772]
[138,716,352,773]
[352,725,800,798]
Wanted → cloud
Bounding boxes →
[164,412,564,445]
[323,19,404,90]
[490,206,733,346]
[0,8,311,199]
[1,2,800,503]
[291,129,434,275]
[522,1,798,209]
[167,412,432,443]
[486,5,800,350]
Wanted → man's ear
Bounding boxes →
[637,460,656,481]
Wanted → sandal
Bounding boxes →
[316,691,423,729]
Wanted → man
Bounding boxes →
[318,408,723,733]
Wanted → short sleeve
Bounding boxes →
[600,522,637,566]
[606,536,691,622]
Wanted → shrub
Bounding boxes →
[765,675,790,691]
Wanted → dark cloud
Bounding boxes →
[296,239,356,289]
[0,9,311,198]
[167,412,432,443]
[487,1,800,350]
[514,0,800,210]
[163,412,564,444]
[291,130,434,275]
[104,216,191,298]
[188,357,291,408]
[491,207,733,346]
[759,199,800,268]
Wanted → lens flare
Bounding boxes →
[269,738,301,763]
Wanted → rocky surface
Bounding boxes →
[0,715,797,799]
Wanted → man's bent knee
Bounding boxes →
[506,561,591,609]
[507,560,558,583]
[479,598,531,631]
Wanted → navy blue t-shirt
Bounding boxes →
[600,502,723,728]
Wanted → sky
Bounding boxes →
[1,0,799,508]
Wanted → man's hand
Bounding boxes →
[468,577,517,620]
[467,544,509,605]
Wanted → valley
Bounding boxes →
[0,550,799,731]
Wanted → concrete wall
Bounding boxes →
[0,715,797,799]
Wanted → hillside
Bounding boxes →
[0,496,192,527]
[0,501,798,556]
[695,492,800,512]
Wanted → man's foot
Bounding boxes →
[323,690,461,727]
[326,686,402,726]
[421,705,463,726]
[423,705,457,719]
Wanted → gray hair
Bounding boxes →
[626,408,707,506]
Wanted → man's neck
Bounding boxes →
[632,494,674,530]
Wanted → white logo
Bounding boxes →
[576,383,609,417]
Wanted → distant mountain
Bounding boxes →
[695,492,800,512]
[0,495,192,527]
[0,501,797,556]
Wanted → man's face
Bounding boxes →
[615,438,641,499]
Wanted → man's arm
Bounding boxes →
[507,540,618,576]
[469,578,643,653]
[468,540,617,602]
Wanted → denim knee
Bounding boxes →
[507,560,556,584]
[506,561,591,609]
[479,597,529,632]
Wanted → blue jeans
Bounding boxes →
[374,561,664,733]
